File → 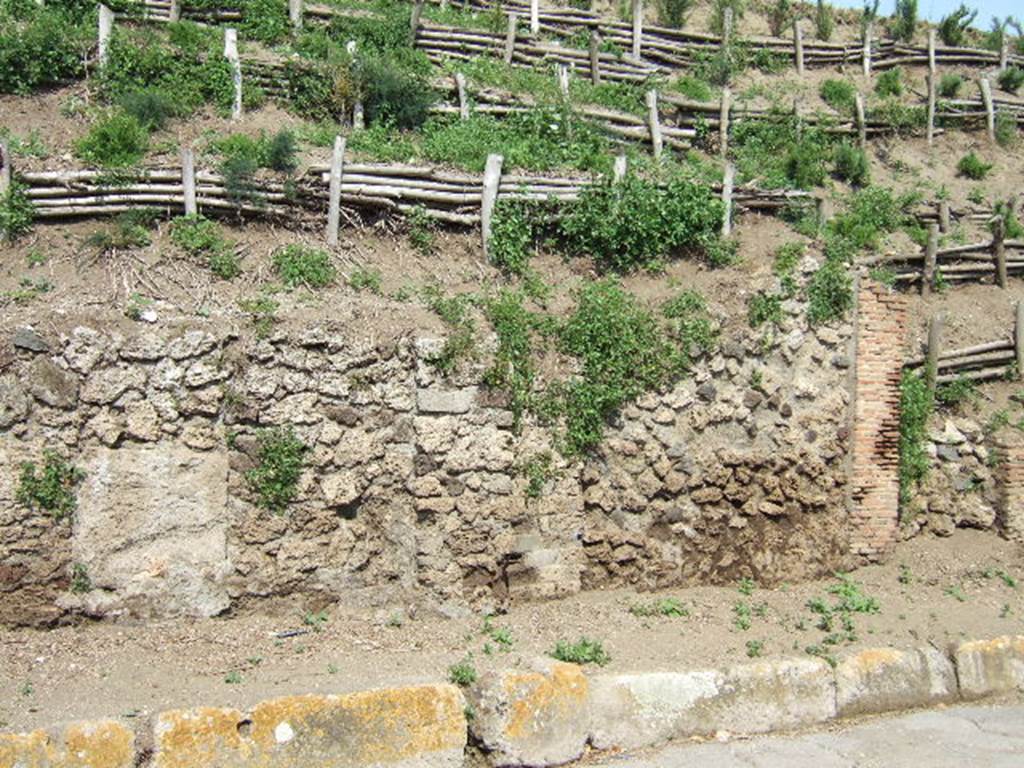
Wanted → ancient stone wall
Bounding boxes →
[1,285,857,624]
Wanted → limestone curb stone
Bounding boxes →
[835,646,958,717]
[953,635,1024,699]
[153,685,467,768]
[466,660,590,767]
[0,719,135,768]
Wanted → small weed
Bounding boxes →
[819,79,856,113]
[957,152,993,180]
[327,663,340,674]
[944,585,967,602]
[303,610,329,632]
[938,73,964,98]
[748,292,783,328]
[1000,604,1012,618]
[737,578,756,596]
[273,244,335,288]
[521,451,556,499]
[246,427,307,513]
[935,376,977,408]
[19,681,33,697]
[170,215,240,279]
[630,597,689,618]
[998,67,1024,95]
[733,601,753,631]
[874,68,903,98]
[348,266,383,294]
[898,564,912,585]
[224,671,242,684]
[124,292,153,321]
[70,563,91,594]
[746,639,764,658]
[550,637,611,666]
[448,656,477,686]
[16,451,84,519]
[407,206,436,255]
[238,295,279,338]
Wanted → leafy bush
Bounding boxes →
[657,0,694,28]
[447,657,477,686]
[806,258,852,325]
[170,214,240,279]
[748,291,783,328]
[768,0,793,37]
[998,67,1024,95]
[485,289,541,428]
[938,4,976,46]
[16,451,84,519]
[674,74,714,102]
[119,88,178,131]
[995,110,1018,147]
[557,176,724,272]
[0,3,91,94]
[891,0,917,42]
[349,265,383,293]
[661,290,716,363]
[490,200,544,277]
[935,376,977,408]
[550,637,611,666]
[820,79,856,113]
[732,117,833,190]
[829,186,914,251]
[938,73,963,98]
[246,427,307,513]
[0,182,34,242]
[833,142,870,186]
[356,55,435,130]
[272,244,336,288]
[957,151,992,180]
[710,0,746,37]
[874,68,903,97]
[75,112,149,167]
[815,0,834,40]
[898,369,933,505]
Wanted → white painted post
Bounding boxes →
[854,92,867,151]
[794,20,804,76]
[0,141,11,197]
[530,0,539,35]
[927,28,936,73]
[646,89,662,159]
[224,28,242,120]
[1000,39,1009,72]
[631,0,643,61]
[169,0,180,22]
[927,29,936,146]
[504,14,518,64]
[326,136,346,247]
[347,40,364,129]
[719,87,731,158]
[181,146,197,215]
[862,21,872,77]
[722,8,733,49]
[290,0,303,31]
[481,154,504,261]
[557,64,570,99]
[613,153,628,182]
[721,162,735,237]
[98,4,114,68]
[455,72,469,120]
[980,77,995,143]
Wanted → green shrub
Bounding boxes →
[748,291,783,328]
[484,290,541,429]
[273,244,336,288]
[935,376,977,408]
[768,0,793,37]
[938,4,976,46]
[349,265,383,293]
[264,130,298,173]
[657,0,694,28]
[891,0,917,42]
[674,74,714,102]
[957,151,992,180]
[833,142,870,186]
[829,186,914,251]
[710,0,746,37]
[806,258,852,325]
[732,117,833,190]
[999,67,1024,94]
[170,214,240,279]
[661,290,716,362]
[0,3,91,94]
[938,73,963,98]
[815,0,834,40]
[898,369,933,505]
[820,79,856,113]
[356,55,434,130]
[995,110,1018,147]
[75,112,149,167]
[0,182,35,242]
[246,427,307,513]
[447,657,477,686]
[557,176,724,272]
[550,637,611,666]
[874,68,903,98]
[238,294,279,337]
[490,200,544,277]
[119,88,178,131]
[16,451,84,520]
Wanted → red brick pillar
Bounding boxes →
[998,435,1024,543]
[849,280,908,560]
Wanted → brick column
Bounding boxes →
[997,435,1024,543]
[849,280,908,560]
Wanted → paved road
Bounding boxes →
[590,705,1024,767]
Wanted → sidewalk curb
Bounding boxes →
[1,636,1021,768]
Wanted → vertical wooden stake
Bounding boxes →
[722,7,733,50]
[980,77,996,143]
[504,14,517,64]
[481,153,504,261]
[1000,39,1009,72]
[169,0,180,23]
[455,72,469,120]
[326,136,346,247]
[815,195,832,231]
[854,92,867,151]
[719,87,731,158]
[558,64,570,99]
[994,214,1007,289]
[98,4,114,67]
[862,21,872,77]
[631,0,643,61]
[927,28,936,73]
[926,71,936,146]
[938,199,950,233]
[1015,302,1024,380]
[530,0,539,35]
[646,89,662,159]
[589,29,602,85]
[793,20,804,76]
[613,153,628,182]
[922,222,938,296]
[793,96,802,140]
[0,141,11,197]
[290,0,303,31]
[353,102,364,130]
[410,0,424,35]
[181,146,197,216]
[224,29,242,120]
[925,313,943,391]
[721,163,735,238]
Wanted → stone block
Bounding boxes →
[835,646,957,717]
[417,388,476,414]
[0,720,135,768]
[953,636,1024,699]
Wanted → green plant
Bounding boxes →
[710,0,746,36]
[746,639,764,658]
[224,671,243,684]
[124,292,153,321]
[661,290,717,361]
[891,0,917,42]
[998,67,1024,94]
[944,584,967,602]
[768,0,793,37]
[995,110,1018,147]
[656,0,693,28]
[490,200,544,277]
[448,656,477,686]
[938,73,964,98]
[732,117,833,190]
[0,2,91,94]
[406,206,436,255]
[874,68,903,98]
[748,291,783,328]
[806,258,853,325]
[264,130,298,173]
[0,182,35,241]
[303,610,329,631]
[898,564,912,585]
[957,152,993,180]
[421,286,477,376]
[935,375,977,408]
[170,215,240,279]
[521,451,555,499]
[898,368,934,506]
[356,55,435,130]
[273,244,336,288]
[674,74,714,102]
[733,601,752,630]
[75,112,149,168]
[119,88,178,131]
[938,4,976,46]
[819,79,856,114]
[69,563,91,594]
[348,265,383,294]
[550,637,611,666]
[630,597,689,618]
[832,143,870,187]
[16,451,84,519]
[815,0,834,40]
[246,427,307,512]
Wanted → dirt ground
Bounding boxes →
[0,530,1020,731]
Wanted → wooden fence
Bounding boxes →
[906,307,1024,387]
